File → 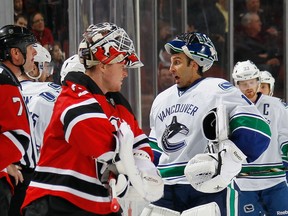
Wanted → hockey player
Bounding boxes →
[27,54,85,154]
[18,43,61,152]
[144,32,271,216]
[22,22,163,215]
[259,70,275,96]
[259,70,288,183]
[0,24,34,216]
[60,54,85,84]
[232,60,288,215]
[8,43,56,216]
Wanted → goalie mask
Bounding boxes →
[78,22,143,69]
[164,32,218,72]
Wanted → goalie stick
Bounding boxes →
[237,167,288,177]
[109,176,121,212]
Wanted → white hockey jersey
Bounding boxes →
[149,77,271,185]
[235,93,288,191]
[21,80,61,158]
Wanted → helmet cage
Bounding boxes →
[79,23,143,68]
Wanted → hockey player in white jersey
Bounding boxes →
[142,33,270,216]
[259,70,288,184]
[232,60,288,215]
[18,43,61,153]
[259,70,275,96]
[29,54,85,152]
[143,32,271,216]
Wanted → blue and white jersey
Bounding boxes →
[21,81,61,159]
[281,101,288,173]
[149,77,271,185]
[235,94,288,190]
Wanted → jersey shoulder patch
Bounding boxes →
[218,81,234,91]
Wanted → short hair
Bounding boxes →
[29,11,44,27]
[241,12,258,27]
[14,13,28,24]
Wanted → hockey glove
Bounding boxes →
[184,140,246,193]
[132,150,164,202]
[113,122,164,201]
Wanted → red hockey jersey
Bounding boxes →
[0,73,30,188]
[22,72,153,214]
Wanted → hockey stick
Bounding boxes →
[109,173,121,212]
[237,167,288,177]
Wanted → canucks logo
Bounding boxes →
[218,82,233,90]
[161,116,189,153]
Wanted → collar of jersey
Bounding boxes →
[177,77,206,96]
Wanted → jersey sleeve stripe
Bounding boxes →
[3,130,29,155]
[230,114,271,137]
[60,98,101,124]
[36,166,102,184]
[64,113,107,143]
[31,168,108,198]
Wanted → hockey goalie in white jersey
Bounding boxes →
[143,32,271,216]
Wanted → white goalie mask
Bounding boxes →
[78,22,143,69]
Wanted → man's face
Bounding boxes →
[52,44,63,62]
[259,83,270,95]
[32,13,45,32]
[23,44,37,73]
[238,78,259,101]
[170,52,196,88]
[102,63,128,93]
[246,0,260,12]
[14,0,23,12]
[15,17,27,28]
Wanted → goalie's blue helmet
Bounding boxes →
[164,32,218,72]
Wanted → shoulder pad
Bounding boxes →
[0,73,18,86]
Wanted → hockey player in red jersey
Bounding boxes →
[22,22,163,215]
[0,24,36,216]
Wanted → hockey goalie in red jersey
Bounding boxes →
[22,22,163,216]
